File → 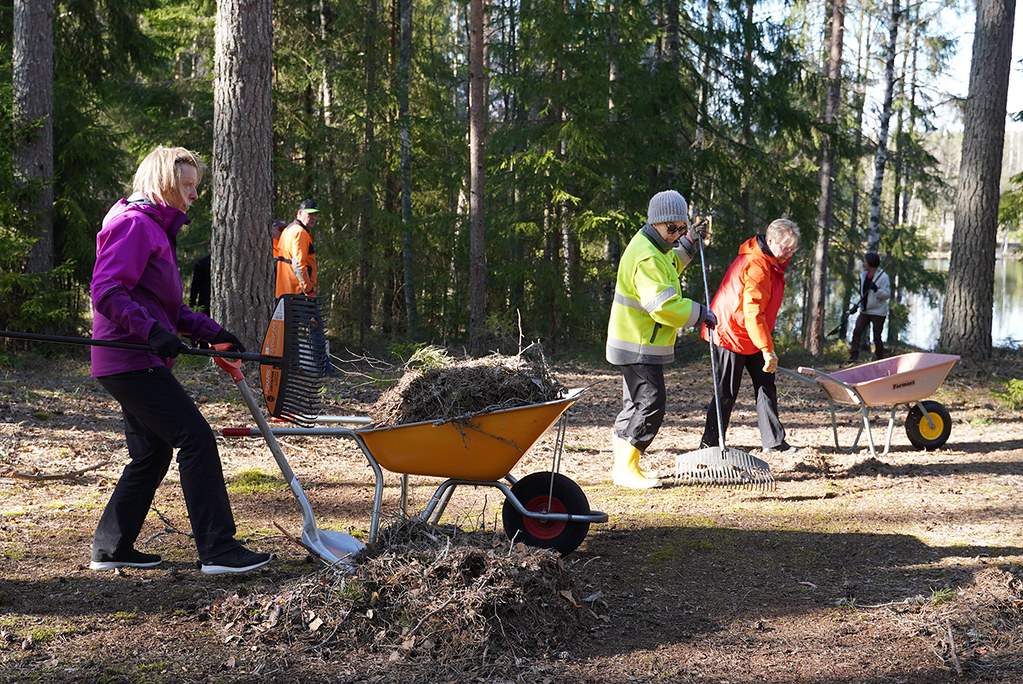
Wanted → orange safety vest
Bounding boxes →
[275,222,317,298]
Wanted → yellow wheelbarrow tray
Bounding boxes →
[778,352,961,458]
[224,387,608,557]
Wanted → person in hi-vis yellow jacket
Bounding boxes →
[606,190,716,489]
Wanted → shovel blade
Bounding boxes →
[302,528,366,569]
[673,446,776,490]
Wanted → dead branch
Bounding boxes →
[3,460,111,482]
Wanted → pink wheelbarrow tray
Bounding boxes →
[778,352,961,458]
[224,387,608,556]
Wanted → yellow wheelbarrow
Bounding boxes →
[223,385,607,556]
[779,352,961,458]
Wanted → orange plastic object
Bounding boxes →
[802,353,959,406]
[356,391,583,480]
[259,301,287,416]
[211,343,244,381]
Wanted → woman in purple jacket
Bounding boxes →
[89,146,271,575]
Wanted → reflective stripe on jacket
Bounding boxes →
[606,225,700,365]
[701,235,786,355]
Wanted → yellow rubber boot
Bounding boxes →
[612,436,662,489]
[609,428,660,479]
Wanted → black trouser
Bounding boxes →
[849,312,886,360]
[94,367,240,562]
[700,346,785,450]
[614,363,666,452]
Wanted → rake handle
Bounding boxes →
[696,236,728,450]
[0,329,271,363]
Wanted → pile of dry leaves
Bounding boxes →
[207,521,592,680]
[369,349,564,426]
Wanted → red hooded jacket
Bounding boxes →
[701,235,788,355]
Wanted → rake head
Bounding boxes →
[673,446,776,491]
[259,295,326,426]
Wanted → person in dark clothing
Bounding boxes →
[189,254,211,313]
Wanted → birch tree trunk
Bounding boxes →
[212,0,275,345]
[866,0,901,254]
[13,0,54,275]
[806,0,846,356]
[938,0,1016,358]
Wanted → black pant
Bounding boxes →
[701,346,785,450]
[94,367,240,562]
[849,313,886,360]
[613,363,666,452]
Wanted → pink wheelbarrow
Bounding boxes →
[779,352,961,457]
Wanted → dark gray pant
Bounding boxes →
[614,363,666,452]
[849,313,886,360]
[701,346,785,450]
[94,367,240,562]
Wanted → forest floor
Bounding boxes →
[2,342,1023,683]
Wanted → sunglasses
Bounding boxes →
[665,222,689,234]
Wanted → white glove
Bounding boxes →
[762,350,778,373]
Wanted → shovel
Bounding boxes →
[212,349,365,568]
[673,233,776,490]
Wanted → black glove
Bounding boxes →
[148,323,189,358]
[212,328,247,353]
[697,303,717,329]
[865,278,878,292]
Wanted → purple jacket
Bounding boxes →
[90,194,222,377]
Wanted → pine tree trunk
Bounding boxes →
[398,0,418,339]
[212,0,275,346]
[938,0,1016,358]
[806,0,846,356]
[468,0,487,354]
[13,0,54,275]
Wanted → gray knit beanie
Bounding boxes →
[647,190,689,225]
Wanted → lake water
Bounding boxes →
[901,258,1023,350]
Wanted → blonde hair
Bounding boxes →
[132,147,205,207]
[766,218,799,252]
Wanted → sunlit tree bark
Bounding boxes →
[938,0,1016,358]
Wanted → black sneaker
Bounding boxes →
[201,546,273,575]
[90,549,162,571]
[763,443,803,456]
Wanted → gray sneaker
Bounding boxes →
[201,546,273,575]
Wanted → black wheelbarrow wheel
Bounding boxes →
[502,471,590,555]
[905,400,952,450]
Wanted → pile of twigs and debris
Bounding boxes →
[369,346,564,426]
[207,520,592,680]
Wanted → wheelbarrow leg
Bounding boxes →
[881,405,899,457]
[857,402,878,459]
[399,474,409,517]
[420,479,459,526]
[351,436,385,545]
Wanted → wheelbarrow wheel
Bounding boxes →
[502,471,590,555]
[905,400,952,450]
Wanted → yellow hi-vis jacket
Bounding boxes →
[606,226,701,365]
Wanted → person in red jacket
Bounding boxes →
[699,218,802,455]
